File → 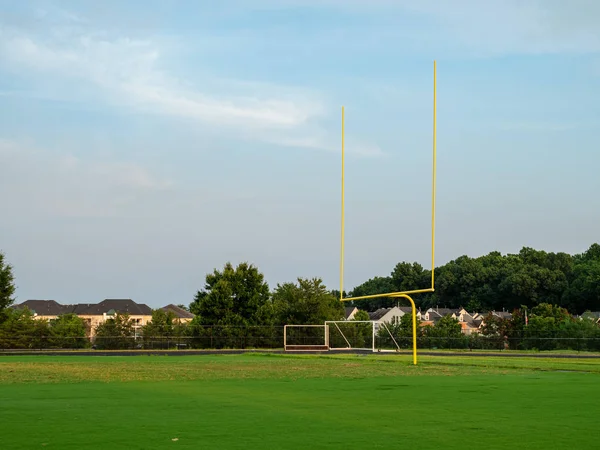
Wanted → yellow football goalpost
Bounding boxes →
[338,60,438,365]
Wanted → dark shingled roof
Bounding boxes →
[11,299,153,317]
[431,308,460,316]
[11,300,72,316]
[344,306,357,319]
[161,304,195,319]
[79,299,153,316]
[72,303,96,314]
[369,308,393,321]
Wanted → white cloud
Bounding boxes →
[0,18,381,157]
[0,30,320,128]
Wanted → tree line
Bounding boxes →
[347,243,600,314]
[0,244,599,351]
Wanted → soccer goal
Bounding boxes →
[326,320,401,352]
[325,320,375,351]
[284,321,402,353]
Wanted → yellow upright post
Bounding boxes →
[340,106,345,301]
[394,294,418,365]
[335,60,438,366]
[431,60,437,290]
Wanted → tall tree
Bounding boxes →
[49,313,88,348]
[347,276,396,311]
[94,313,136,350]
[562,260,600,313]
[0,307,50,349]
[391,262,427,292]
[272,277,344,325]
[142,309,177,337]
[0,251,16,319]
[189,262,271,326]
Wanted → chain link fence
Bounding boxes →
[1,326,600,352]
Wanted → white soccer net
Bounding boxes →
[325,320,375,351]
[284,321,402,352]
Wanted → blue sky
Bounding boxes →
[1,0,599,308]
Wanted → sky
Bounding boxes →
[1,0,599,308]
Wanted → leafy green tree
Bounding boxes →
[0,308,51,349]
[272,277,344,325]
[520,303,573,351]
[530,303,571,322]
[0,251,16,320]
[187,262,273,349]
[582,243,600,261]
[94,313,136,350]
[425,315,465,349]
[353,310,370,322]
[561,260,600,313]
[141,309,189,348]
[329,289,348,300]
[49,313,88,348]
[347,309,372,348]
[558,316,600,351]
[189,262,271,326]
[142,309,177,336]
[348,276,396,311]
[378,312,423,349]
[480,312,510,337]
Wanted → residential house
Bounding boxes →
[368,306,421,331]
[12,298,155,338]
[160,304,195,324]
[10,299,73,321]
[422,308,460,322]
[456,308,483,335]
[344,306,359,320]
[477,310,513,330]
[75,299,153,338]
[421,307,483,335]
[492,310,513,320]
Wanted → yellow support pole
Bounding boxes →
[335,61,438,366]
[340,106,345,301]
[392,293,418,365]
[431,60,437,290]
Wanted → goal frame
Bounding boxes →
[284,321,404,353]
[324,320,375,352]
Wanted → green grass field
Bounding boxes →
[1,353,599,449]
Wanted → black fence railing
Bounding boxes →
[1,327,600,352]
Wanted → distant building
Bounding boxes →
[11,299,193,337]
[368,306,421,331]
[160,304,195,324]
[344,306,359,320]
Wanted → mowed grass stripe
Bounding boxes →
[0,355,599,449]
[2,353,600,384]
[1,373,597,449]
